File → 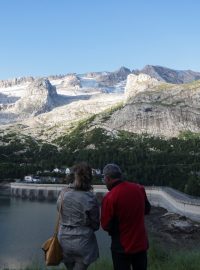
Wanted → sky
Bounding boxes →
[0,0,200,80]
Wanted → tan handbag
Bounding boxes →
[42,192,64,266]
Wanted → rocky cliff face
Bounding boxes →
[12,79,58,116]
[98,75,200,137]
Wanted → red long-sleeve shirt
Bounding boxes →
[101,181,150,254]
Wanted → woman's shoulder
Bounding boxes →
[84,190,98,202]
[61,184,74,191]
[59,185,74,197]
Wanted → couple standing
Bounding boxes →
[57,162,151,270]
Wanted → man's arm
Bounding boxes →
[139,185,151,215]
[101,195,114,233]
[87,197,100,231]
[144,195,151,215]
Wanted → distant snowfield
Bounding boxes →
[37,75,125,125]
[0,83,29,98]
[0,75,125,98]
[80,76,99,88]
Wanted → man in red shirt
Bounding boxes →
[101,164,151,270]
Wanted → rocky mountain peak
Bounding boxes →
[141,65,165,81]
[96,66,131,87]
[116,66,131,77]
[61,74,81,89]
[25,78,57,97]
[13,78,57,116]
[140,65,200,84]
[125,73,160,100]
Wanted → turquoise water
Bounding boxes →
[0,192,110,269]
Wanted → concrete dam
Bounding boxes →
[10,183,200,222]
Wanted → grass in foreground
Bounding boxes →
[148,241,200,270]
[2,244,200,270]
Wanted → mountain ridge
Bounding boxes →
[1,64,200,87]
[1,65,200,139]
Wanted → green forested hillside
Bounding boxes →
[0,130,59,179]
[55,121,200,196]
[1,121,200,196]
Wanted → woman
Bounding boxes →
[57,162,100,270]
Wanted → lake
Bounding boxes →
[0,191,111,269]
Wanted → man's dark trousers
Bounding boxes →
[111,250,147,270]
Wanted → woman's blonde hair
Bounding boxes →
[72,162,93,191]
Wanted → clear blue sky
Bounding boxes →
[1,0,200,79]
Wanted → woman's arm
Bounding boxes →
[87,196,100,231]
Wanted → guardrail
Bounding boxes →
[145,186,200,222]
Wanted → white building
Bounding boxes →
[24,175,33,182]
[24,175,41,183]
[65,168,70,175]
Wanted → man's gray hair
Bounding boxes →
[103,164,122,179]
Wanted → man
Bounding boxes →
[101,164,151,270]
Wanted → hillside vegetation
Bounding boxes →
[0,129,59,180]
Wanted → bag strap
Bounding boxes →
[54,189,66,235]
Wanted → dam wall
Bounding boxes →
[10,183,200,222]
[10,183,106,203]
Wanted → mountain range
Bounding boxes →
[1,65,200,139]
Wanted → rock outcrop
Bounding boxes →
[125,73,160,100]
[13,79,58,116]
